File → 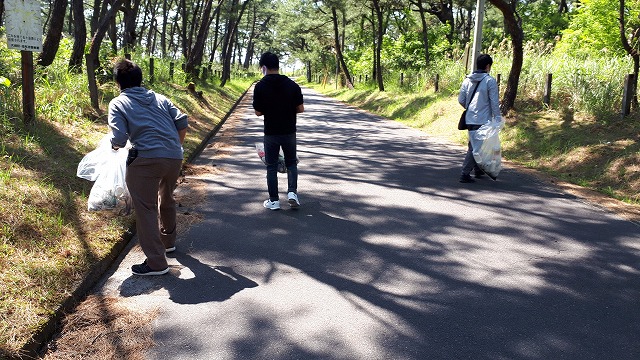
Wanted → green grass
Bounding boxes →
[0,44,256,356]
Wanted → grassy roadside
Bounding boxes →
[304,82,640,218]
[0,75,254,358]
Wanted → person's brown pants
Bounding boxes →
[126,157,183,270]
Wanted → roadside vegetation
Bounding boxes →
[303,41,640,209]
[0,38,255,357]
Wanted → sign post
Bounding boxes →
[5,0,42,125]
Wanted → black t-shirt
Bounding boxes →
[252,74,304,135]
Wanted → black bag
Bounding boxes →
[458,80,482,131]
[458,110,468,130]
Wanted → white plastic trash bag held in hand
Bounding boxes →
[472,121,504,180]
[77,135,132,215]
[254,142,299,173]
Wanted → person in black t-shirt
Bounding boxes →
[252,52,304,210]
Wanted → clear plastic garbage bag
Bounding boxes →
[78,135,132,215]
[471,121,504,180]
[77,135,113,181]
[255,142,299,173]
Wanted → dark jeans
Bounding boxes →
[462,140,482,176]
[264,133,297,201]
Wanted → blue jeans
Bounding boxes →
[264,134,297,201]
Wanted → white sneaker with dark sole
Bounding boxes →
[287,192,300,208]
[263,199,280,210]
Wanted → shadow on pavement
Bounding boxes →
[118,254,258,304]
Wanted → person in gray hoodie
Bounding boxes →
[458,54,502,183]
[109,59,188,275]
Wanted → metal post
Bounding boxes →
[470,0,486,71]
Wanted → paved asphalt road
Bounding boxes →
[96,87,640,360]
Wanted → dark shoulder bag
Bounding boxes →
[458,80,482,130]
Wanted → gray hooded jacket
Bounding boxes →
[108,87,188,159]
[458,71,501,126]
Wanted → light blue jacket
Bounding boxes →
[108,87,188,159]
[458,71,502,125]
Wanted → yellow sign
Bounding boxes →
[5,0,42,52]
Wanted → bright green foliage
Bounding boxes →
[520,0,570,41]
[556,0,625,57]
[385,33,426,71]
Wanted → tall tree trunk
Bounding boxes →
[87,0,124,111]
[186,0,205,59]
[220,0,250,87]
[242,3,256,69]
[0,0,4,25]
[68,0,87,72]
[489,0,523,114]
[209,3,223,63]
[331,7,352,87]
[411,0,430,66]
[138,0,150,48]
[161,0,174,57]
[185,0,219,80]
[90,0,102,35]
[366,9,376,82]
[108,15,118,54]
[122,0,142,53]
[37,0,68,67]
[372,0,385,91]
[180,0,189,58]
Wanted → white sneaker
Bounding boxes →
[263,199,280,210]
[287,192,300,208]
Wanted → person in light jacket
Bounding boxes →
[109,59,188,276]
[457,53,502,183]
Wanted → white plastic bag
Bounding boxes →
[77,135,113,181]
[472,121,504,180]
[78,135,132,215]
[255,142,299,173]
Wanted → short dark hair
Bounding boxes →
[259,52,279,70]
[114,59,143,90]
[476,54,493,71]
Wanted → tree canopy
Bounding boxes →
[1,0,638,112]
